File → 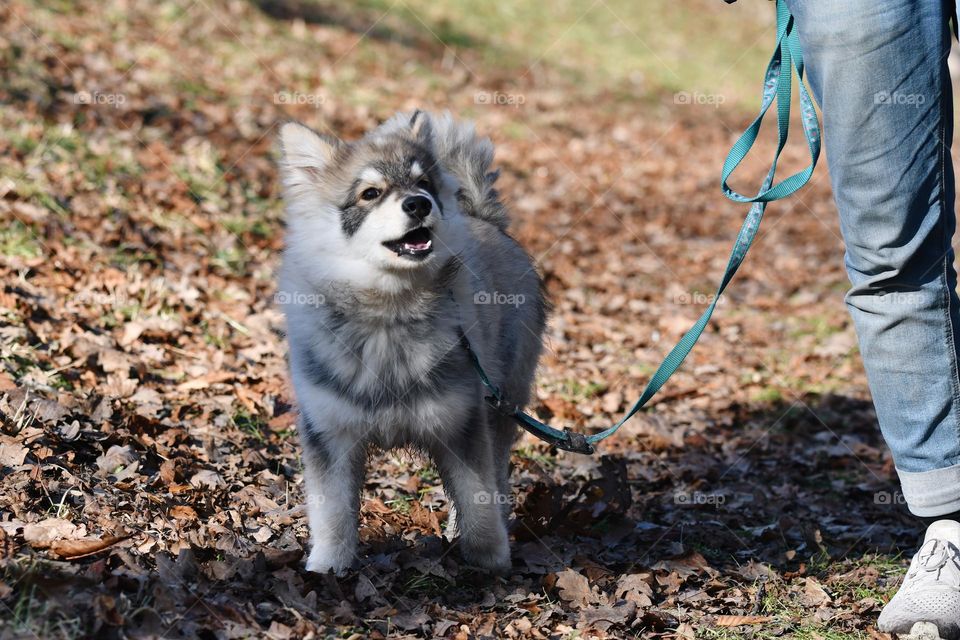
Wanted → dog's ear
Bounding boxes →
[277,121,340,174]
[409,110,432,144]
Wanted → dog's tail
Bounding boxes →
[380,111,509,231]
[427,112,508,231]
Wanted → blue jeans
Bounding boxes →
[786,0,960,517]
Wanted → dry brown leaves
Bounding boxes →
[0,0,921,637]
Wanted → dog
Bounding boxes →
[276,110,547,574]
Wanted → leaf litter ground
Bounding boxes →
[0,1,927,637]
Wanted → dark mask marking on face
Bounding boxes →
[338,138,444,237]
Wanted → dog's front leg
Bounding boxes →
[300,424,366,575]
[432,406,511,573]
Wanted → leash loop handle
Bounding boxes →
[721,2,820,204]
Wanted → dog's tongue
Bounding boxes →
[404,238,430,250]
[401,227,431,251]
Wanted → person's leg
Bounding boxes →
[786,1,960,635]
[787,0,960,519]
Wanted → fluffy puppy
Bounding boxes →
[276,111,546,574]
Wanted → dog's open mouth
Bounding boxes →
[383,227,433,259]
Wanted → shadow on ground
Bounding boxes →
[249,0,479,50]
[2,392,916,638]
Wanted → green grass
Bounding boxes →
[697,589,870,640]
[417,465,440,483]
[399,571,451,598]
[223,215,272,239]
[788,314,845,341]
[211,246,249,275]
[0,220,44,259]
[360,0,777,108]
[701,628,871,640]
[2,572,84,640]
[385,495,414,514]
[232,409,267,442]
[695,551,906,639]
[750,386,783,404]
[515,445,557,469]
[2,556,169,639]
[557,378,607,402]
[109,244,160,269]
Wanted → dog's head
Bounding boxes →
[277,112,465,291]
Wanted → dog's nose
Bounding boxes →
[401,195,432,220]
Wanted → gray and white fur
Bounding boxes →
[276,111,546,574]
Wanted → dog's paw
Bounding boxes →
[460,537,511,574]
[304,545,355,576]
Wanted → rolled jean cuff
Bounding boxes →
[898,464,960,517]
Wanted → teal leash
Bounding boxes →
[461,0,821,455]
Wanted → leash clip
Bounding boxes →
[484,394,518,416]
[554,429,595,455]
[483,395,594,454]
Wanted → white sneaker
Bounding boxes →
[878,520,960,639]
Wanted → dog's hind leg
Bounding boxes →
[490,413,519,523]
[300,420,366,575]
[431,404,511,572]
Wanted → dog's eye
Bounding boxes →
[417,177,431,190]
[360,187,382,201]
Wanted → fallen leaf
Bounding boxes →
[801,576,832,607]
[652,550,713,578]
[354,574,378,602]
[190,469,224,489]
[23,518,81,548]
[159,458,177,484]
[0,439,28,467]
[601,391,622,414]
[250,525,273,543]
[96,445,137,477]
[50,535,129,559]
[0,373,16,391]
[615,573,653,607]
[554,569,596,609]
[169,505,197,521]
[716,615,774,627]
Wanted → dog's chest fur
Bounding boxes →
[289,267,478,447]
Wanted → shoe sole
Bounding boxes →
[896,622,948,640]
